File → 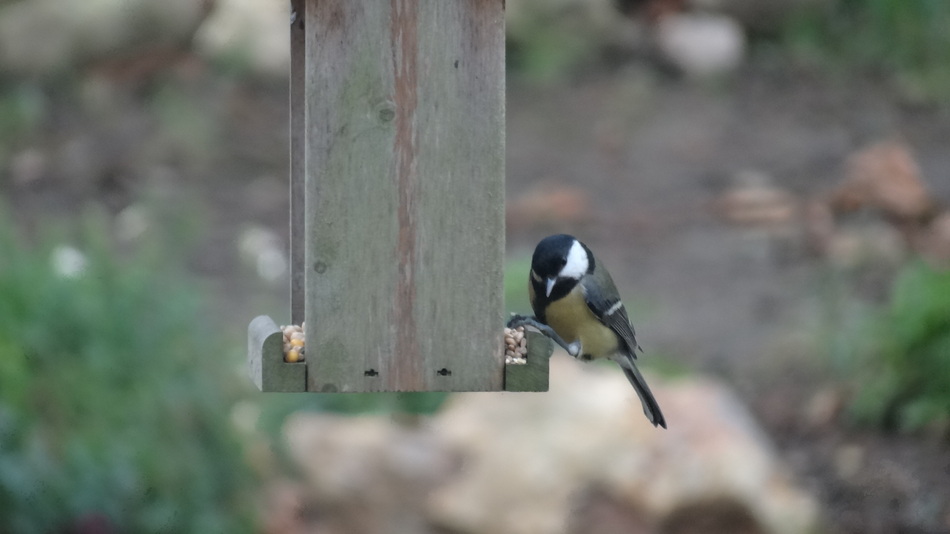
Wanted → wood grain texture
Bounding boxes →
[289,0,306,325]
[248,315,307,392]
[304,0,505,392]
[504,331,553,392]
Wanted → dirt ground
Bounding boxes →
[505,65,950,533]
[5,58,949,532]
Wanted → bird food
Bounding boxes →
[504,326,528,364]
[279,322,306,363]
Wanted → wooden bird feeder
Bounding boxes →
[248,0,552,393]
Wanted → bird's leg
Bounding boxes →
[506,314,582,357]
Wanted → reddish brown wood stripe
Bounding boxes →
[390,0,421,389]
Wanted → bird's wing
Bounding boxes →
[581,269,641,356]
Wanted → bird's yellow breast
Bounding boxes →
[544,285,619,359]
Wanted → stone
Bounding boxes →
[715,170,800,227]
[283,414,459,534]
[279,359,819,534]
[832,141,935,223]
[654,12,746,78]
[193,0,291,78]
[428,358,818,534]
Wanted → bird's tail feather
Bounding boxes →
[615,354,666,428]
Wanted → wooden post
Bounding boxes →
[289,0,306,325]
[303,0,506,392]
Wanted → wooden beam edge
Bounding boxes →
[248,315,307,392]
[504,331,553,392]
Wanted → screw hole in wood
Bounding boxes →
[364,369,379,377]
[436,368,452,377]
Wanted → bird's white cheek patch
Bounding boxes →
[560,240,589,279]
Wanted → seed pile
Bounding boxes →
[280,322,306,363]
[504,326,528,364]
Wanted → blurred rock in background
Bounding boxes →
[653,12,745,78]
[279,358,819,534]
[194,0,291,78]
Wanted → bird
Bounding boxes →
[508,234,666,428]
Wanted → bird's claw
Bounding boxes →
[506,314,532,329]
[506,314,581,357]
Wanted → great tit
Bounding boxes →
[508,234,666,428]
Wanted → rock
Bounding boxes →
[279,361,819,534]
[283,414,459,534]
[237,225,286,282]
[193,0,291,78]
[261,481,313,534]
[832,141,935,223]
[506,183,593,232]
[715,170,799,227]
[0,0,211,78]
[428,358,819,534]
[654,12,745,78]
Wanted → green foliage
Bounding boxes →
[836,261,950,431]
[0,210,256,533]
[0,83,46,169]
[505,255,533,316]
[149,83,220,168]
[781,0,950,103]
[506,2,606,83]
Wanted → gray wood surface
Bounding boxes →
[289,0,305,325]
[504,331,552,392]
[248,315,307,392]
[303,0,506,392]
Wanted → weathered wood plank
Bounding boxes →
[248,315,307,392]
[289,0,306,325]
[504,331,553,392]
[304,0,505,392]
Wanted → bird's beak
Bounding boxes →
[545,277,557,297]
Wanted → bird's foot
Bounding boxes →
[506,314,581,357]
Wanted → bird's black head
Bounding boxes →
[531,234,575,279]
[530,234,594,301]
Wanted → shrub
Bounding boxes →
[842,260,950,430]
[782,0,950,103]
[0,210,256,533]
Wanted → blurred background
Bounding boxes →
[1,0,949,532]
